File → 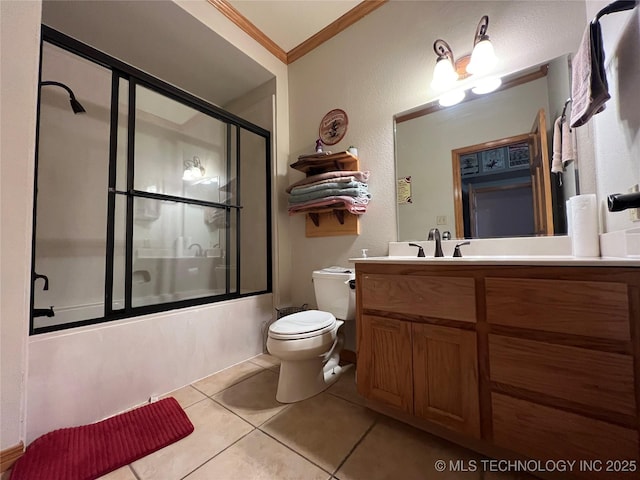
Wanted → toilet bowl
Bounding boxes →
[267,267,355,403]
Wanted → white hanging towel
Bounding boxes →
[551,117,563,173]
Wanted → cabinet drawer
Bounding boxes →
[486,277,630,341]
[361,274,476,322]
[492,394,639,477]
[489,335,636,417]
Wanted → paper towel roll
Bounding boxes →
[569,194,600,257]
[565,199,573,237]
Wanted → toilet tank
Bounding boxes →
[312,267,356,320]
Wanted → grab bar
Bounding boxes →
[593,0,638,24]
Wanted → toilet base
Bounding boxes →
[276,358,351,404]
[275,332,349,403]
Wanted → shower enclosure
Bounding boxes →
[31,27,272,334]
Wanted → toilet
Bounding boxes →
[267,267,355,403]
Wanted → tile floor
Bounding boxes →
[5,355,535,480]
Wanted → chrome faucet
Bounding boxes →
[188,243,203,257]
[427,228,444,257]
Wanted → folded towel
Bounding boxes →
[289,187,371,204]
[287,195,370,215]
[552,117,563,173]
[570,20,610,127]
[288,176,357,193]
[204,208,226,227]
[286,170,370,193]
[290,180,366,195]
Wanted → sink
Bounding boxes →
[388,236,573,258]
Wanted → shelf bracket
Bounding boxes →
[333,209,345,225]
[309,213,320,227]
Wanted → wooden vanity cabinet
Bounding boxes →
[356,268,481,438]
[356,262,640,479]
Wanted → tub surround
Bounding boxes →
[353,260,640,479]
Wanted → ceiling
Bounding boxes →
[214,0,387,63]
[227,0,362,52]
[40,0,385,108]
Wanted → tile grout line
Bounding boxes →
[189,366,268,398]
[257,427,335,477]
[324,390,366,408]
[178,426,259,480]
[127,463,141,480]
[331,416,379,478]
[207,390,290,429]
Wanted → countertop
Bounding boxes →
[350,256,640,267]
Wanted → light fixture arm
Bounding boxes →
[473,15,490,45]
[433,39,454,61]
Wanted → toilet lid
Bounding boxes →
[269,310,336,340]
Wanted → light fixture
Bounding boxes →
[466,15,498,75]
[438,89,466,107]
[471,76,502,95]
[431,40,458,91]
[430,15,500,105]
[182,156,205,181]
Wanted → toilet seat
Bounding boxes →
[269,310,336,340]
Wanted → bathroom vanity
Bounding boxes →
[354,258,640,479]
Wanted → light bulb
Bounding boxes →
[471,77,502,95]
[431,57,458,91]
[467,39,497,75]
[438,89,466,107]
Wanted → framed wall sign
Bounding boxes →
[319,109,348,145]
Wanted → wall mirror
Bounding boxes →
[395,55,578,241]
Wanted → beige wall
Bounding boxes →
[585,1,640,232]
[287,1,586,327]
[0,0,42,450]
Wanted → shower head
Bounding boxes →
[40,80,86,114]
[69,97,86,114]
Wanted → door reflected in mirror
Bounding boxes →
[395,55,578,241]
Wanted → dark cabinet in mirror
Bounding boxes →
[395,55,577,241]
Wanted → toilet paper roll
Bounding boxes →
[569,194,599,257]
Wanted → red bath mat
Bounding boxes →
[10,397,194,480]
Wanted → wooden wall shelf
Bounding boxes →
[290,151,359,175]
[289,151,363,237]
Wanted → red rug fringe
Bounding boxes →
[10,397,194,480]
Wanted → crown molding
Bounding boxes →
[208,0,388,65]
[207,0,288,63]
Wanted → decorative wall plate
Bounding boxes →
[319,109,348,145]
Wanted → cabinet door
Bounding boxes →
[357,315,413,413]
[413,323,481,438]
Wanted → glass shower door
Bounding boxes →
[32,42,112,331]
